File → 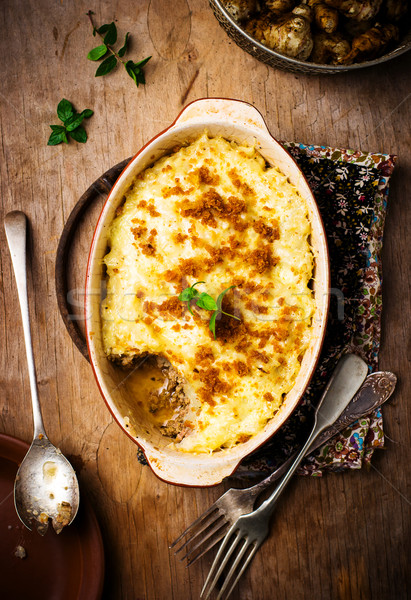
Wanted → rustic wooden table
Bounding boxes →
[1,1,410,599]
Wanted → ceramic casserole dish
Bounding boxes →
[85,97,330,486]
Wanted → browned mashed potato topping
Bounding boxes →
[102,133,315,453]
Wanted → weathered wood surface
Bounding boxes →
[1,1,410,599]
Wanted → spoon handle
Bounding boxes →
[4,211,46,438]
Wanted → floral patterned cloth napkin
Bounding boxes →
[235,142,397,480]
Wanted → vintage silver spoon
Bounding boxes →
[4,211,80,535]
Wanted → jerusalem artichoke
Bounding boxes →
[323,0,382,20]
[246,11,277,41]
[292,4,314,22]
[313,4,339,32]
[340,22,399,63]
[221,0,257,21]
[265,0,297,15]
[311,31,351,62]
[261,13,314,59]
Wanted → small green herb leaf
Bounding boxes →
[48,99,93,146]
[196,293,217,311]
[216,285,236,311]
[81,108,94,119]
[118,32,130,57]
[177,282,238,338]
[103,22,117,46]
[178,281,204,302]
[209,311,218,339]
[47,129,68,146]
[95,54,117,77]
[97,23,110,35]
[179,288,196,302]
[125,60,137,83]
[69,126,87,143]
[64,113,85,131]
[50,124,66,133]
[125,57,151,86]
[179,281,204,314]
[135,56,152,69]
[87,44,108,61]
[57,98,73,122]
[88,14,151,88]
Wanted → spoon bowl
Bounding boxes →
[14,435,79,535]
[5,210,80,535]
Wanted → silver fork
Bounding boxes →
[171,358,396,566]
[200,353,372,600]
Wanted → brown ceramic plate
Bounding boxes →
[0,434,104,600]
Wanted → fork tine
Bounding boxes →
[174,511,223,556]
[180,515,227,560]
[179,515,225,561]
[186,524,230,567]
[222,543,259,600]
[170,506,218,549]
[201,528,241,599]
[216,538,249,600]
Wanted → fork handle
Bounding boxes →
[4,211,46,438]
[253,354,368,520]
[242,369,396,501]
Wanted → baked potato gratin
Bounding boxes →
[102,133,315,453]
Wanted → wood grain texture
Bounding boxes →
[0,1,410,599]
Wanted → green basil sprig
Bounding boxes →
[87,11,151,87]
[178,282,240,339]
[47,99,93,146]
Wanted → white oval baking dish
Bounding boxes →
[85,98,330,486]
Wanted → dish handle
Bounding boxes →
[145,448,241,487]
[173,97,270,137]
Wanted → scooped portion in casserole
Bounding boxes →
[101,133,315,453]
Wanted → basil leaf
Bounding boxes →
[216,285,236,310]
[209,311,218,339]
[135,56,151,69]
[57,98,73,122]
[179,281,204,314]
[176,282,238,336]
[196,293,217,311]
[179,288,194,302]
[136,70,146,86]
[81,108,94,119]
[50,124,66,132]
[97,23,110,34]
[125,58,151,86]
[118,32,130,57]
[47,129,67,146]
[65,113,85,131]
[95,54,117,77]
[125,60,137,83]
[87,44,108,61]
[69,126,87,143]
[103,22,117,46]
[179,283,202,302]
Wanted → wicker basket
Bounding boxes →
[209,0,411,75]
